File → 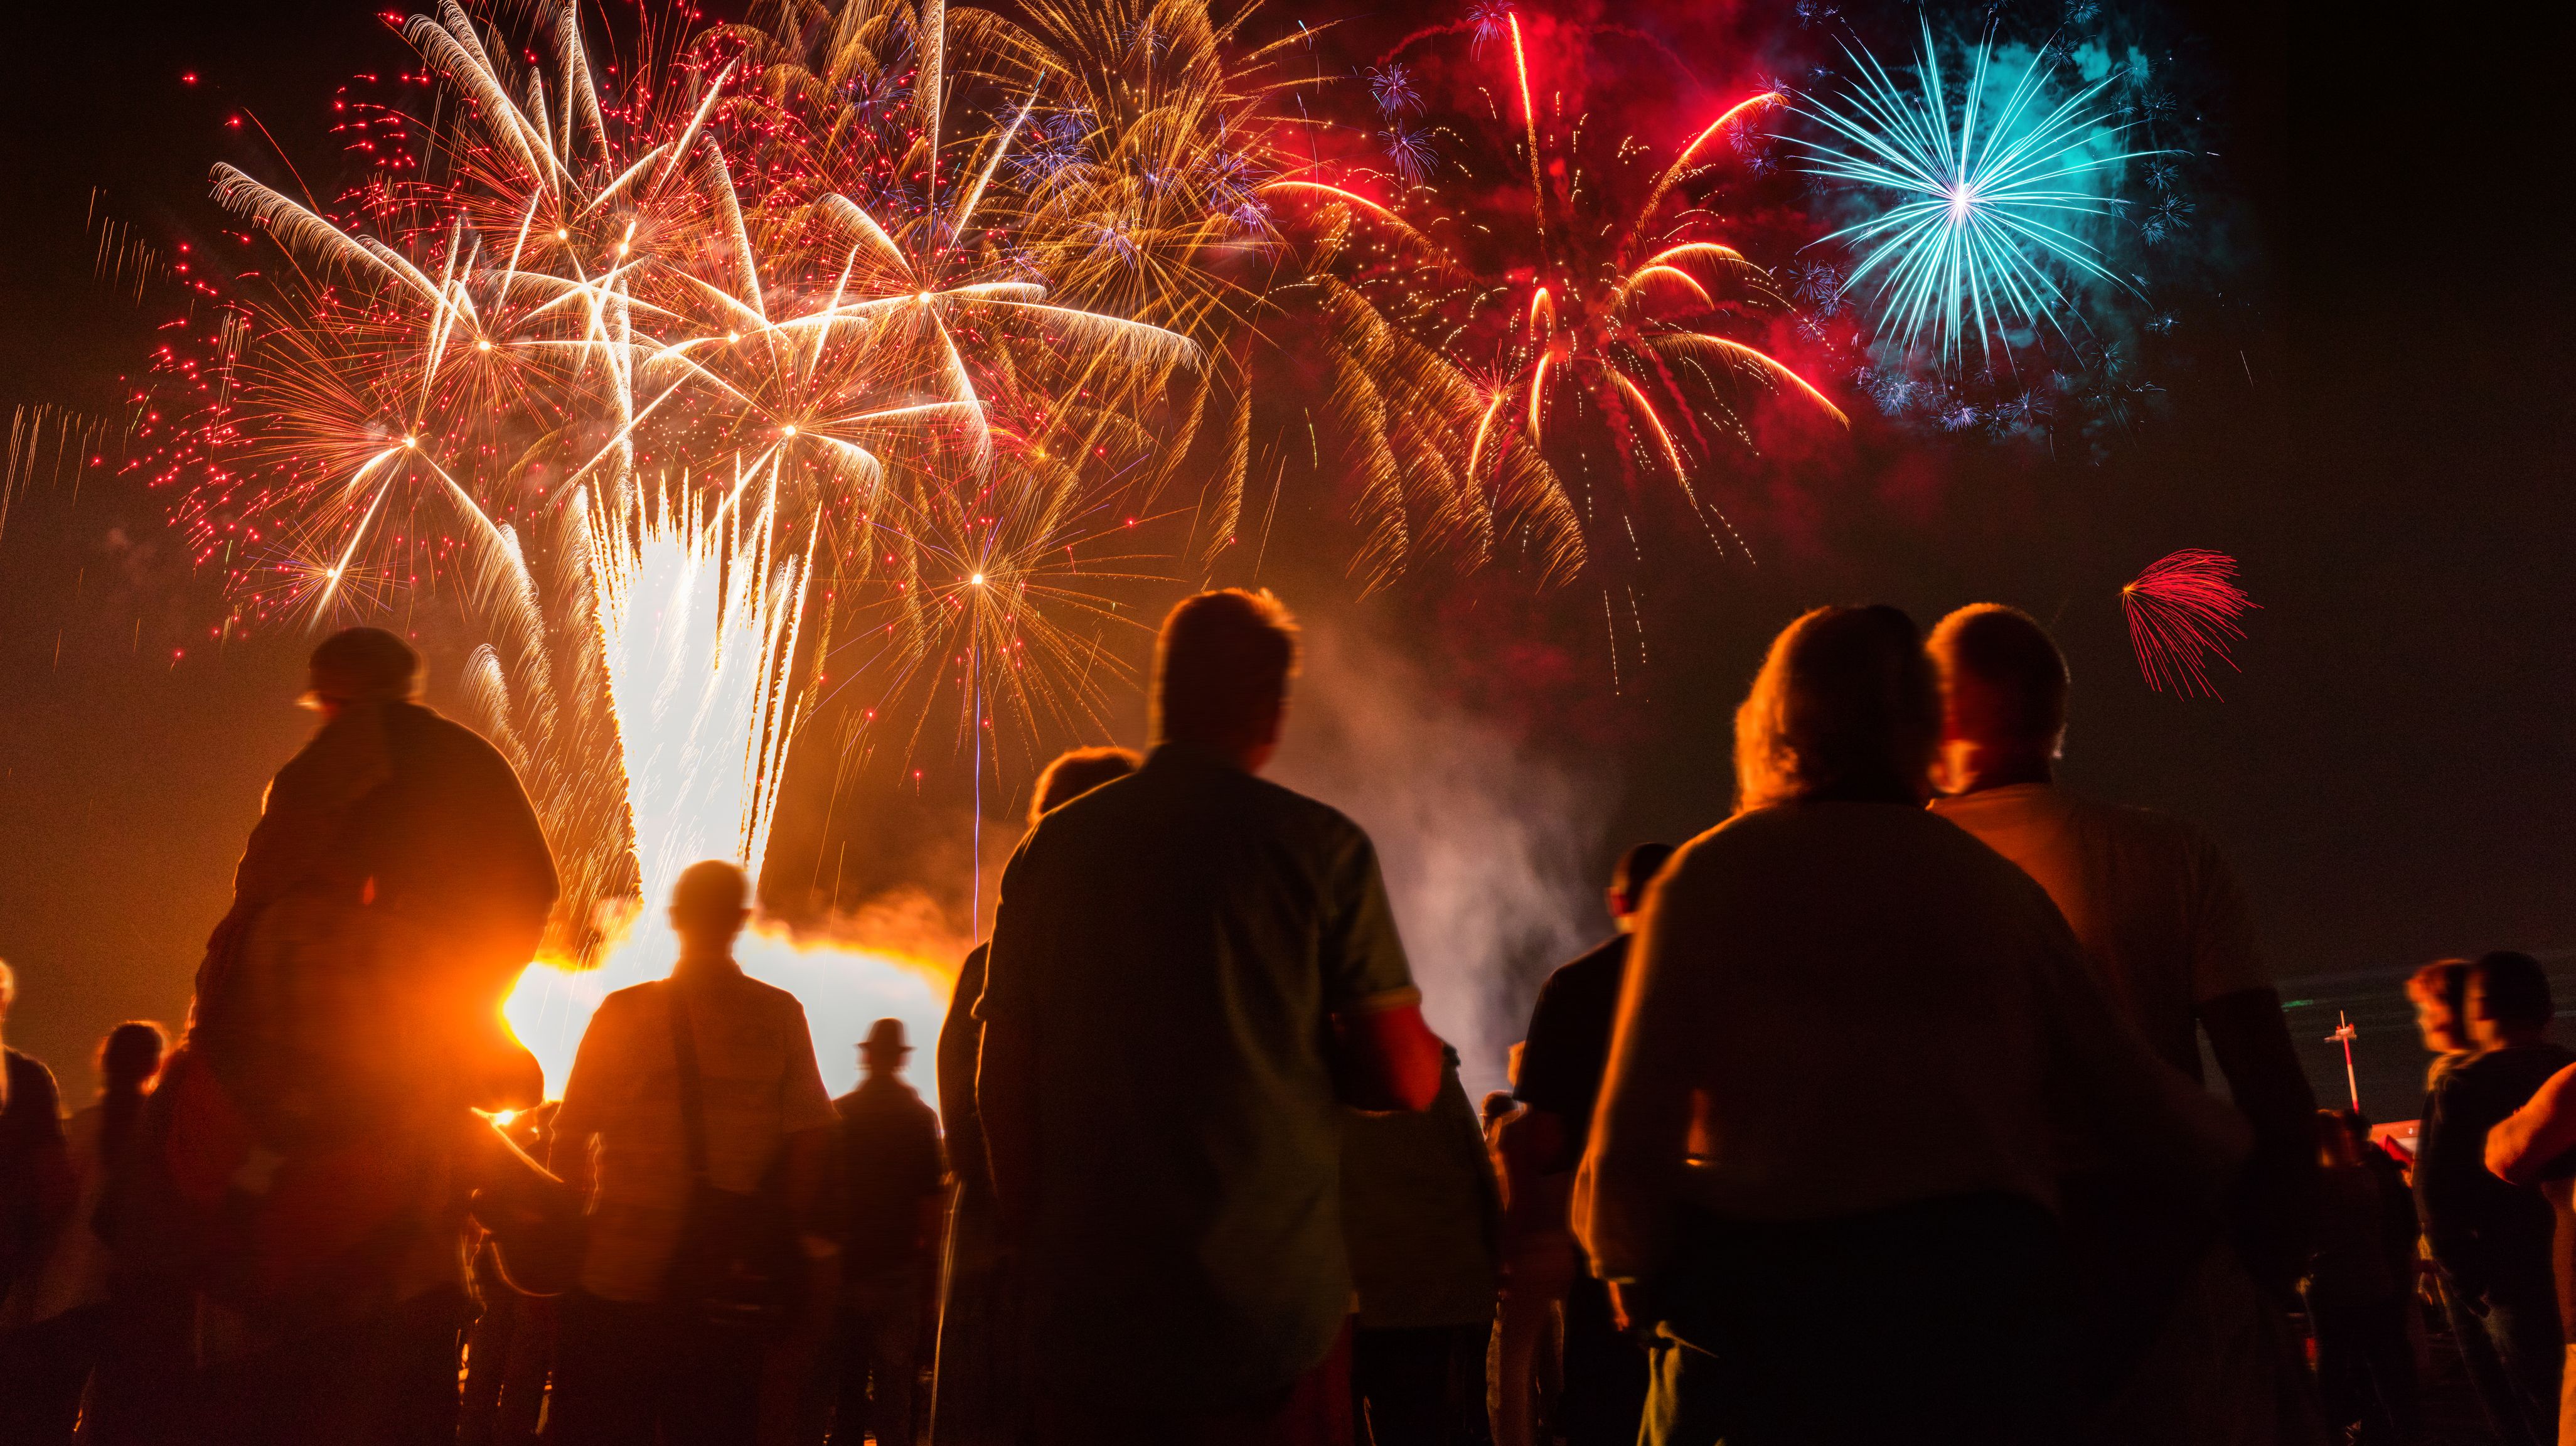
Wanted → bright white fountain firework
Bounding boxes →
[579,472,813,911]
[1787,23,2157,368]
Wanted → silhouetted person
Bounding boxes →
[1487,1055,1564,1446]
[2417,950,2572,1444]
[115,628,556,1446]
[459,1101,559,1446]
[832,1019,944,1446]
[1927,603,2322,1443]
[0,1020,163,1446]
[2307,1111,2417,1445]
[931,746,1136,1446]
[0,963,77,1446]
[977,589,1445,1445]
[548,860,840,1446]
[1579,605,2246,1446]
[2409,958,2479,1091]
[1343,1046,1500,1446]
[2486,1047,2576,1445]
[1508,844,1673,1446]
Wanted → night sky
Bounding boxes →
[1,0,2566,1117]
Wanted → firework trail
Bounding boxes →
[2122,547,2255,698]
[1268,11,1845,592]
[1787,22,2156,370]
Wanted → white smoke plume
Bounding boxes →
[1271,616,1615,1095]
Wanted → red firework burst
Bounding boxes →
[2122,549,2257,699]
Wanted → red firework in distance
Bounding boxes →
[2122,549,2257,699]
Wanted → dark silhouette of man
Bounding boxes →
[1926,604,2319,1443]
[0,961,73,1358]
[1506,844,1673,1445]
[976,589,1445,1445]
[548,860,839,1446]
[932,746,1138,1446]
[137,626,557,1446]
[2418,951,2572,1445]
[833,1019,944,1446]
[1343,1046,1501,1445]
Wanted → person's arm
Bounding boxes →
[976,850,1042,1243]
[2489,1063,2576,1186]
[1333,1001,1443,1112]
[1323,830,1441,1112]
[1574,859,1702,1323]
[2186,836,2317,1293]
[978,1014,1037,1241]
[2200,986,2319,1292]
[24,1066,75,1232]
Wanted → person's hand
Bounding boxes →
[1608,1279,1664,1342]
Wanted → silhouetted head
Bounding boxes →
[2468,950,2553,1049]
[2339,1108,2375,1157]
[1734,605,1939,811]
[670,860,752,960]
[860,1017,910,1078]
[1608,842,1676,925]
[97,1020,167,1096]
[2315,1108,2361,1169]
[1482,1091,1518,1130]
[1030,746,1142,825]
[303,627,422,714]
[1927,604,2067,794]
[1152,589,1298,770]
[2407,958,2474,1055]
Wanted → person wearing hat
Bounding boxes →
[127,626,558,1445]
[832,1017,946,1445]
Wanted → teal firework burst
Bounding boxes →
[1790,24,2155,368]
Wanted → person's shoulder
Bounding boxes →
[1232,769,1367,837]
[4,1047,58,1090]
[1541,934,1630,993]
[725,971,810,1020]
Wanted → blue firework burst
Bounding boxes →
[1367,63,1421,117]
[1381,123,1437,183]
[1788,23,2157,368]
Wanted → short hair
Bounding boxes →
[1030,746,1141,824]
[2406,958,2472,1018]
[671,859,751,927]
[98,1021,168,1090]
[1153,589,1299,747]
[1610,842,1676,914]
[2472,950,2553,1031]
[1734,605,1939,811]
[1927,604,2068,748]
[305,626,423,706]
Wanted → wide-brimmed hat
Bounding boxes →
[862,1018,910,1055]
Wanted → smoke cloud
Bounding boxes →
[1271,615,1615,1095]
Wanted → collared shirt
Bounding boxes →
[1929,783,2266,1080]
[555,958,838,1303]
[1579,801,2247,1282]
[977,742,1419,1405]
